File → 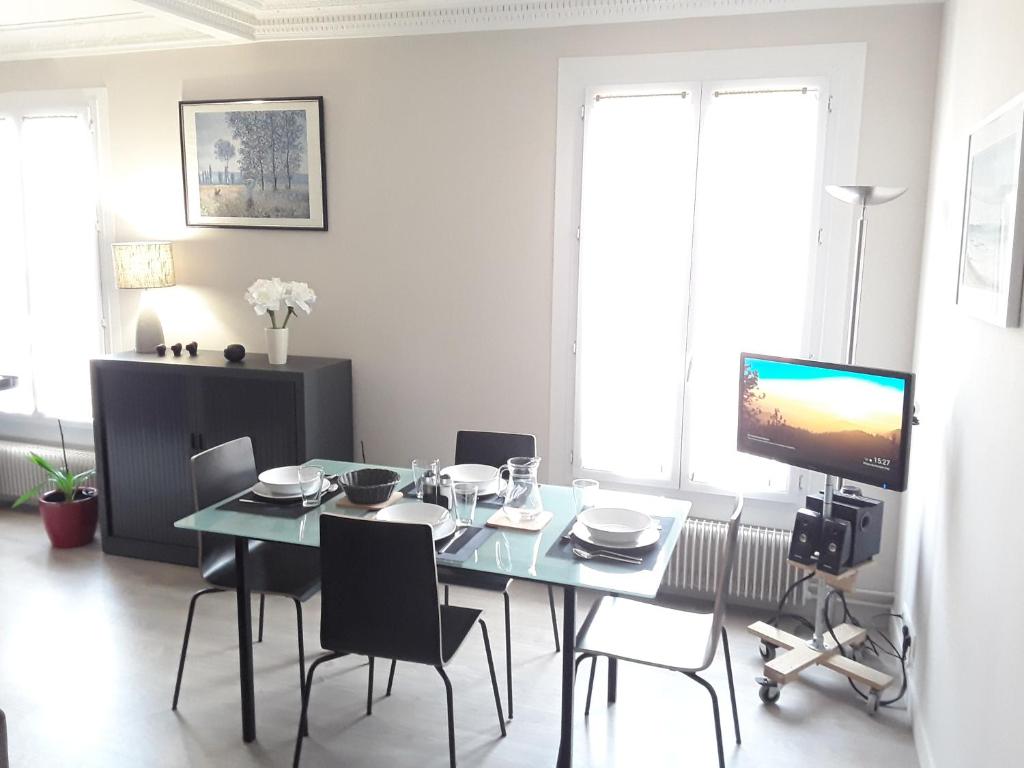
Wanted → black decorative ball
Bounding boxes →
[170,343,183,358]
[224,344,246,363]
[185,341,198,357]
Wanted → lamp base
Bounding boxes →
[135,307,165,353]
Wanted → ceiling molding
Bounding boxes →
[0,0,945,63]
[129,0,255,40]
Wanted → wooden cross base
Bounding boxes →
[746,558,893,710]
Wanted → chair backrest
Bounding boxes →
[319,514,443,666]
[0,708,8,768]
[190,437,258,572]
[454,430,537,468]
[700,496,744,669]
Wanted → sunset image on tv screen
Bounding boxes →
[739,357,909,488]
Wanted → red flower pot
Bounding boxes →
[39,487,98,548]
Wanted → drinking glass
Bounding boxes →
[452,482,478,528]
[299,466,325,508]
[412,458,440,499]
[572,478,599,515]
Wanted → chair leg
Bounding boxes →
[573,652,594,677]
[547,585,561,653]
[386,659,397,696]
[584,656,598,716]
[172,587,224,710]
[503,590,513,720]
[721,627,741,745]
[479,620,507,738]
[608,657,618,704]
[257,593,265,643]
[294,651,343,766]
[367,657,375,716]
[293,599,306,696]
[436,666,457,768]
[686,672,725,768]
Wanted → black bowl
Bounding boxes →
[340,468,401,505]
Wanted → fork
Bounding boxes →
[572,546,642,565]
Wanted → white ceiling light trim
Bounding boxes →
[0,0,945,62]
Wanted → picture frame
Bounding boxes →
[957,95,1024,326]
[179,96,327,230]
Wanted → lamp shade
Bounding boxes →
[112,242,176,289]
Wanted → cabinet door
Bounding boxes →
[196,375,299,472]
[100,368,196,547]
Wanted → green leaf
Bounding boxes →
[13,483,45,508]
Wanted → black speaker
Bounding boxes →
[806,490,884,567]
[788,508,822,565]
[818,518,852,575]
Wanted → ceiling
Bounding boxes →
[0,0,943,62]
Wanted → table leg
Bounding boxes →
[556,586,576,768]
[235,537,256,742]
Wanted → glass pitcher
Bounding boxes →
[499,456,543,523]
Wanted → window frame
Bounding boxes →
[0,88,116,447]
[548,45,867,526]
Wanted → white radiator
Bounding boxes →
[0,440,95,504]
[662,517,806,609]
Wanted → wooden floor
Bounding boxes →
[0,509,919,767]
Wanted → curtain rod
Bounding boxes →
[595,92,688,101]
[713,87,818,97]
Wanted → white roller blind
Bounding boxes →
[576,90,698,482]
[0,111,103,423]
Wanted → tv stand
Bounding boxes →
[746,474,895,713]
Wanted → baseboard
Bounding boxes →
[908,675,935,768]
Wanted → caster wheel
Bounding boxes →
[866,690,880,715]
[757,678,781,704]
[759,641,778,661]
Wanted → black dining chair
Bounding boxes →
[433,430,559,721]
[574,497,744,768]
[294,514,506,768]
[172,437,321,711]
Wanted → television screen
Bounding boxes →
[737,353,915,492]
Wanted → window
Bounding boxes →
[0,98,106,425]
[551,46,865,510]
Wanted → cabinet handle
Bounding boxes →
[189,432,197,452]
[198,434,205,451]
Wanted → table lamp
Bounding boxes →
[112,241,176,353]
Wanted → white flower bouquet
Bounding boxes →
[245,278,317,329]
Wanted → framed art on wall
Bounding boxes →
[179,96,327,230]
[957,95,1024,326]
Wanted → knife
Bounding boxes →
[438,528,468,554]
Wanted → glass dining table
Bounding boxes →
[175,460,691,767]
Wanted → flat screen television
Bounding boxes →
[737,353,915,492]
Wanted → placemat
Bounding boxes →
[545,515,674,569]
[401,481,505,509]
[485,508,554,532]
[436,525,495,564]
[218,485,344,518]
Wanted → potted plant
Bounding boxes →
[244,278,317,365]
[14,421,98,548]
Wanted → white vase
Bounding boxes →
[266,328,289,365]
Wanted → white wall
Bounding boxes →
[898,1,1024,765]
[0,5,939,597]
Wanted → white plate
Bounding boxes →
[441,464,504,497]
[571,520,660,551]
[258,466,304,495]
[376,501,456,541]
[578,507,653,546]
[252,477,330,500]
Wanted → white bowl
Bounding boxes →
[257,466,303,496]
[442,464,501,495]
[578,507,653,546]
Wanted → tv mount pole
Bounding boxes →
[808,185,906,652]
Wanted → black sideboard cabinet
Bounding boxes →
[91,351,353,565]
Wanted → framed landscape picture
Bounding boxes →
[957,95,1024,326]
[179,97,327,230]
